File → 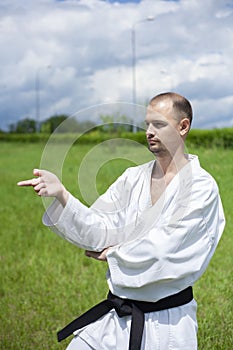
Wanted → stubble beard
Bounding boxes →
[148,142,166,156]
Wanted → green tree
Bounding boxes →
[41,114,70,133]
[100,114,132,133]
[76,120,97,133]
[13,118,36,133]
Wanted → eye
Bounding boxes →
[143,120,166,130]
[152,122,166,128]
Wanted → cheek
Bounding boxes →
[160,128,180,145]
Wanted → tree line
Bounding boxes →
[7,114,134,134]
[8,115,95,134]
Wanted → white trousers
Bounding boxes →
[64,299,198,350]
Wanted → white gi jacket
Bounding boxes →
[43,154,225,350]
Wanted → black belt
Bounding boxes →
[57,286,193,350]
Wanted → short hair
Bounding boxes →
[149,92,193,126]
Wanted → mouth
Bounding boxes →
[148,139,160,145]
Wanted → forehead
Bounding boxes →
[145,103,175,123]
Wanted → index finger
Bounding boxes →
[17,179,37,187]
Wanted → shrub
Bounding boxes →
[186,128,233,149]
[1,128,233,148]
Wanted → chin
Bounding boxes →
[148,145,160,154]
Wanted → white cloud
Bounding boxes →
[194,95,233,128]
[0,0,232,130]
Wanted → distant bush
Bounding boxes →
[187,128,233,148]
[0,133,49,143]
[1,128,233,148]
[74,131,148,145]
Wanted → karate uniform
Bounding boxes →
[43,154,225,350]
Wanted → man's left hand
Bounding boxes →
[85,248,110,261]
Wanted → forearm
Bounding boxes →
[43,193,125,251]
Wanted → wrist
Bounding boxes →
[57,186,69,207]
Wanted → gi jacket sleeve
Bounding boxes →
[106,174,225,290]
[42,169,131,251]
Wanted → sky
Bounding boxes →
[0,0,233,130]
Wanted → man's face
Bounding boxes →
[145,101,182,156]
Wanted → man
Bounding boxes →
[18,92,225,350]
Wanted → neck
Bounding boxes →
[153,149,188,176]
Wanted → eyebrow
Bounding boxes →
[144,119,167,124]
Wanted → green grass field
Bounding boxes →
[0,141,232,349]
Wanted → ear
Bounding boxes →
[179,118,190,137]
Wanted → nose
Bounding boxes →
[146,123,155,138]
